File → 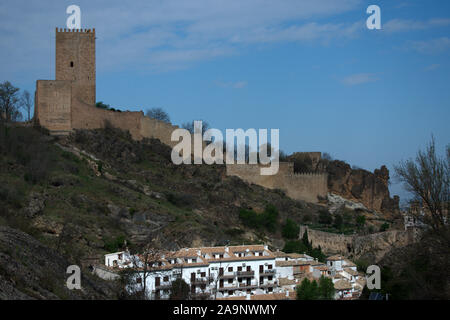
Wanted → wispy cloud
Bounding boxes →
[409,37,450,54]
[424,64,440,71]
[340,73,379,86]
[214,80,248,89]
[383,18,450,33]
[0,0,362,79]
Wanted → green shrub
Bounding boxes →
[318,209,333,225]
[380,222,389,232]
[104,235,127,252]
[282,218,300,239]
[238,204,279,232]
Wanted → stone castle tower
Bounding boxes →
[55,28,96,106]
[34,28,96,135]
[34,28,182,142]
[34,28,328,204]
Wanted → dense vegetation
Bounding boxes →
[282,229,326,262]
[296,276,335,300]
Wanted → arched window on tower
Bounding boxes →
[70,61,74,67]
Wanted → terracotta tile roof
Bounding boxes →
[276,259,312,267]
[334,280,353,290]
[278,278,298,286]
[251,292,293,300]
[343,259,356,267]
[327,255,346,261]
[315,265,329,271]
[343,267,358,276]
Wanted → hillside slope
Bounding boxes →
[1,125,324,265]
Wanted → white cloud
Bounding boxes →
[410,37,450,54]
[341,73,379,86]
[424,64,440,71]
[0,0,362,80]
[383,18,450,33]
[214,80,248,89]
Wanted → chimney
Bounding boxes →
[225,247,229,253]
[286,290,289,297]
[246,293,251,300]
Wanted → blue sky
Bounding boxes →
[1,0,449,202]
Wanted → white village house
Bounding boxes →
[103,245,365,300]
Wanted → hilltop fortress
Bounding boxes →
[227,162,328,203]
[33,28,351,205]
[34,28,180,147]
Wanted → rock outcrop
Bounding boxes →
[299,225,417,263]
[326,161,399,215]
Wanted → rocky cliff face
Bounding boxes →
[299,225,416,263]
[326,161,400,216]
[0,226,118,299]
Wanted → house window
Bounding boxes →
[70,61,74,67]
[192,258,197,263]
[268,264,272,270]
[228,279,233,284]
[228,267,233,272]
[237,266,242,272]
[268,276,273,281]
[163,276,169,282]
[201,272,206,277]
[219,254,224,258]
[268,287,273,292]
[136,277,142,284]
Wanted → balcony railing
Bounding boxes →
[238,282,258,289]
[259,280,278,288]
[192,277,214,285]
[236,270,255,277]
[218,273,235,279]
[260,269,276,276]
[155,282,172,290]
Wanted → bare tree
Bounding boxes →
[21,90,33,121]
[0,81,22,122]
[146,107,170,123]
[394,136,449,230]
[182,120,210,135]
[126,243,165,299]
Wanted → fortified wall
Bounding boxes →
[34,28,181,147]
[226,162,328,203]
[35,28,329,205]
[299,226,416,262]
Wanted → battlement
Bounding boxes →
[288,172,327,177]
[226,163,328,203]
[56,27,95,34]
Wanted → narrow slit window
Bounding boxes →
[70,61,74,67]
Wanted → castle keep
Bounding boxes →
[35,28,328,204]
[35,28,180,145]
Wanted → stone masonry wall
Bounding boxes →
[55,28,95,106]
[226,163,328,203]
[299,225,415,262]
[35,80,72,134]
